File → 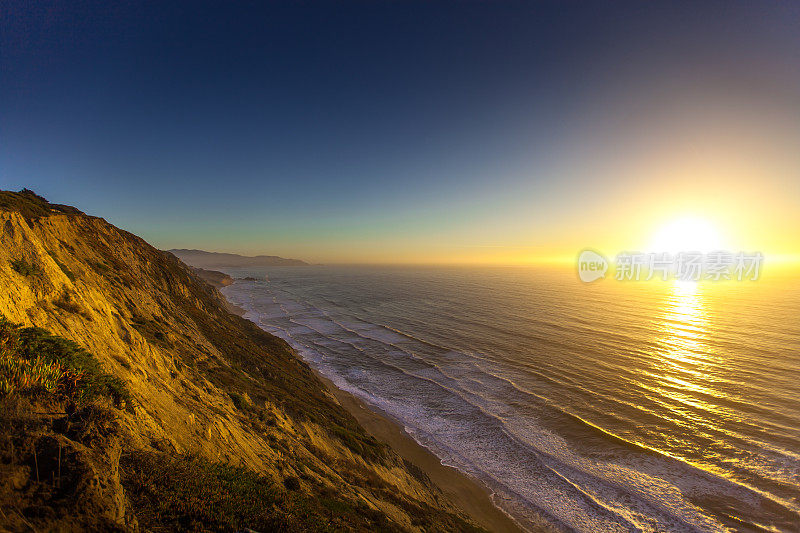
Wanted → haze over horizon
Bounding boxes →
[3,1,799,264]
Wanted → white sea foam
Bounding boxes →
[221,267,800,531]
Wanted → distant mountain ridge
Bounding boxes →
[169,248,308,268]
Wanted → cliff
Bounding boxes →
[190,267,234,289]
[0,190,481,532]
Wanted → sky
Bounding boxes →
[2,1,799,264]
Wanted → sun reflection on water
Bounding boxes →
[659,280,708,366]
[652,280,729,426]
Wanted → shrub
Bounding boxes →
[0,317,129,406]
[10,259,39,276]
[121,451,401,532]
[229,391,250,411]
[330,423,386,461]
[0,353,78,397]
[48,251,76,282]
[283,476,301,491]
[53,292,85,315]
[0,189,83,219]
[130,315,172,345]
[89,260,110,274]
[121,451,285,532]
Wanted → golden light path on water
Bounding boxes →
[646,281,778,492]
[595,277,799,529]
[651,281,731,451]
[659,281,718,386]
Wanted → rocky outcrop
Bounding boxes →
[189,266,234,288]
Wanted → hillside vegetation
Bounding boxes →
[0,189,481,532]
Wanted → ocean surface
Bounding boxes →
[220,265,800,532]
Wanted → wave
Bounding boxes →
[221,274,800,532]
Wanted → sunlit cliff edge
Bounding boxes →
[0,189,481,532]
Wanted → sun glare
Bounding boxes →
[648,217,724,254]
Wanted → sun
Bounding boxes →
[647,216,724,254]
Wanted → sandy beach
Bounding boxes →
[313,370,525,533]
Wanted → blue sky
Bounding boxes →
[3,1,799,262]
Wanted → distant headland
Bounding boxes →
[169,249,308,268]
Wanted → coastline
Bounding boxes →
[313,370,526,533]
[220,285,526,533]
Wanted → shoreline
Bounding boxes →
[312,370,526,533]
[220,285,525,532]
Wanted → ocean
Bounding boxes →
[220,265,800,532]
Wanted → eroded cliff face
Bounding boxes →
[0,193,478,532]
